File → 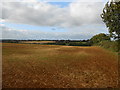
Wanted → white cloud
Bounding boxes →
[1,1,104,28]
[69,2,103,24]
[1,23,108,40]
[1,1,108,40]
[1,0,110,2]
[1,26,28,39]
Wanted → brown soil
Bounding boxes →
[2,43,118,88]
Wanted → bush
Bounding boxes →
[95,40,118,52]
[90,33,110,45]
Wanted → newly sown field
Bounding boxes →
[2,43,118,88]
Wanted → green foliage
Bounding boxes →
[101,1,120,39]
[97,40,118,52]
[68,42,91,46]
[44,42,91,46]
[90,33,110,44]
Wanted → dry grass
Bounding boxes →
[21,41,55,44]
[2,43,118,88]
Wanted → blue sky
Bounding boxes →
[0,0,109,40]
[48,2,70,8]
[2,22,67,32]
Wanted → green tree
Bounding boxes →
[90,33,110,44]
[101,1,120,40]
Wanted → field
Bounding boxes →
[21,41,55,44]
[2,43,118,88]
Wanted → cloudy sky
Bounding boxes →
[0,0,109,40]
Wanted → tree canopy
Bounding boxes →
[90,33,110,44]
[101,1,120,40]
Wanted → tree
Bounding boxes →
[90,33,110,44]
[101,1,120,40]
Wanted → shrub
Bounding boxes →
[90,33,110,45]
[96,40,118,52]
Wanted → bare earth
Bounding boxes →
[2,43,118,88]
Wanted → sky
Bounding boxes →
[0,0,110,40]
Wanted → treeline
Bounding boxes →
[1,35,119,52]
[1,39,54,43]
[45,40,91,46]
[1,39,91,46]
[1,39,89,42]
[1,40,20,43]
